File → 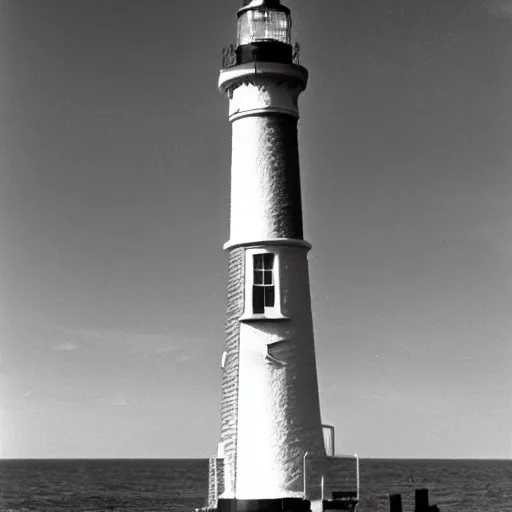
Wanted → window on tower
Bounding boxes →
[240,248,288,322]
[252,253,275,314]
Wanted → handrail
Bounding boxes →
[303,451,308,499]
[355,453,360,500]
[214,457,218,502]
[292,42,300,64]
[222,44,237,69]
[322,424,335,456]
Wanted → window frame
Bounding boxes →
[240,247,289,322]
[252,253,275,314]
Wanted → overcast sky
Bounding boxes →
[1,0,511,459]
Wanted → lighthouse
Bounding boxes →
[208,2,358,511]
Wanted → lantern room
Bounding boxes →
[235,0,294,65]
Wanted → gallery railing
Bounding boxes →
[221,42,301,69]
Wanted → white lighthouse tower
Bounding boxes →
[208,2,359,511]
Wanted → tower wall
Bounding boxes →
[235,244,327,499]
[229,113,304,247]
[219,248,245,497]
[218,49,328,504]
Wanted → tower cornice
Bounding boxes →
[219,62,308,95]
[223,238,312,252]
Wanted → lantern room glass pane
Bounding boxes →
[237,9,291,46]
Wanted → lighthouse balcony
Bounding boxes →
[222,41,300,69]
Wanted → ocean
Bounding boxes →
[0,459,510,512]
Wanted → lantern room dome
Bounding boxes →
[240,0,289,13]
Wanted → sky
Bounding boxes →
[0,0,511,459]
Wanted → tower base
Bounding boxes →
[218,498,311,512]
[197,497,358,512]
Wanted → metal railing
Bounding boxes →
[221,42,301,69]
[303,451,308,499]
[321,423,360,501]
[356,453,360,500]
[322,424,336,457]
[222,44,237,69]
[292,42,300,64]
[303,451,359,503]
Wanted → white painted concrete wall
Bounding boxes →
[218,61,335,502]
[228,79,302,121]
[221,65,308,249]
[235,243,327,500]
[228,114,303,247]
